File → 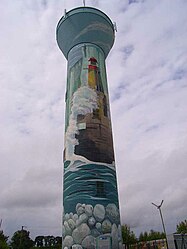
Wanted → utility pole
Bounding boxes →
[152,200,169,249]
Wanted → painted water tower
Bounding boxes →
[56,6,122,249]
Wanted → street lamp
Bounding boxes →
[152,200,169,249]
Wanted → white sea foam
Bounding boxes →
[65,86,98,160]
[64,157,115,174]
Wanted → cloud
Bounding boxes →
[1,167,61,209]
[0,0,187,240]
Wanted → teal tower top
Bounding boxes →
[56,7,115,59]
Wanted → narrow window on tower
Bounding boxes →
[92,109,100,119]
[103,95,108,117]
[96,181,105,197]
[97,71,104,93]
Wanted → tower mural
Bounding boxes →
[56,7,122,249]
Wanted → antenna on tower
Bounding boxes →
[64,9,67,18]
[83,0,86,7]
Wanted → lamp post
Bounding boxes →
[152,200,169,249]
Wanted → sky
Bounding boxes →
[0,0,187,240]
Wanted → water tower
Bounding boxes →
[56,6,122,249]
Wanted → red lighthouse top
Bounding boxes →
[88,57,98,70]
[89,57,97,64]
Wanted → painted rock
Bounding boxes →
[102,219,112,233]
[85,204,93,217]
[91,228,100,237]
[68,219,76,230]
[95,222,102,231]
[76,203,82,212]
[72,223,91,244]
[77,206,85,216]
[93,204,105,222]
[82,235,96,249]
[73,214,78,222]
[64,221,72,236]
[106,203,119,223]
[76,213,88,227]
[63,235,74,248]
[64,213,70,221]
[72,245,83,249]
[88,216,96,227]
[111,223,118,249]
[69,212,73,219]
[62,225,65,238]
[118,225,122,240]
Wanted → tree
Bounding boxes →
[10,229,34,249]
[139,230,165,242]
[0,230,9,249]
[176,219,187,234]
[139,231,148,242]
[34,235,62,248]
[54,236,62,249]
[122,224,137,249]
[148,230,165,240]
[35,236,44,247]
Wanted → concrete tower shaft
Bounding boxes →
[56,7,115,59]
[56,6,122,249]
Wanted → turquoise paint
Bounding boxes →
[56,7,115,59]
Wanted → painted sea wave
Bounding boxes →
[63,160,119,213]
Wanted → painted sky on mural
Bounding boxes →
[0,0,187,239]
